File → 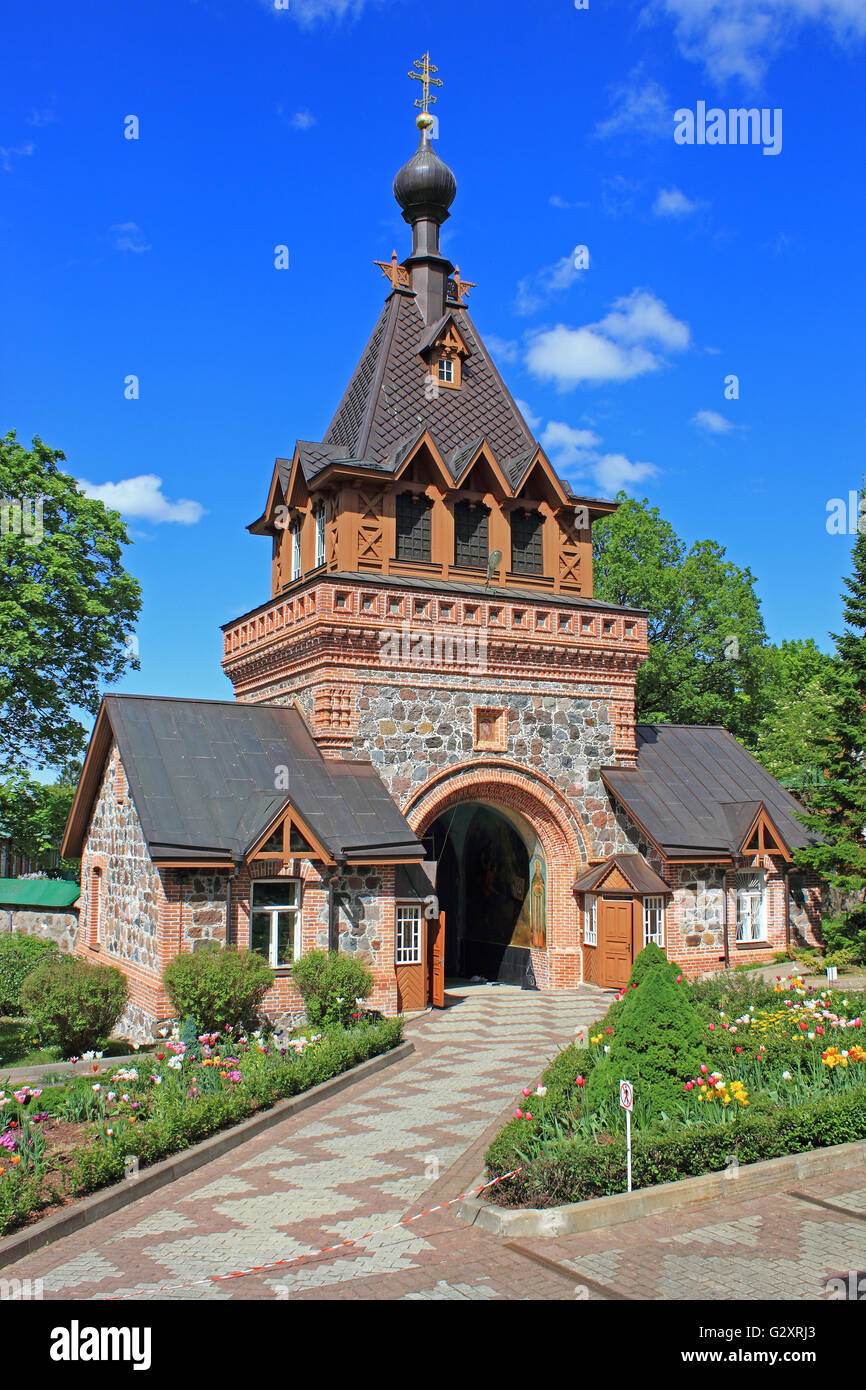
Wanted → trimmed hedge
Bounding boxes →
[485,1083,866,1208]
[163,948,273,1032]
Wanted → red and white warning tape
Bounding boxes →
[106,1168,522,1300]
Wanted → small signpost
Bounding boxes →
[619,1079,634,1194]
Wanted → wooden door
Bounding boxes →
[598,896,633,989]
[428,912,445,1007]
[396,911,428,1013]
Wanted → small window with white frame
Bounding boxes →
[735,871,767,943]
[584,893,597,946]
[437,356,455,385]
[643,895,665,948]
[290,524,301,580]
[251,879,301,967]
[395,904,422,965]
[314,506,326,567]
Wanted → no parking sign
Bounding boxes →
[620,1079,634,1193]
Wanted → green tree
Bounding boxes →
[0,432,141,770]
[753,640,838,799]
[593,496,769,742]
[0,764,81,872]
[794,519,866,950]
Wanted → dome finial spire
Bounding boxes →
[408,50,443,131]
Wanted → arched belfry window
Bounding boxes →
[395,492,432,563]
[454,500,489,569]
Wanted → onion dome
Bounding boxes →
[393,119,457,222]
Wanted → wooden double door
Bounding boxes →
[395,912,446,1012]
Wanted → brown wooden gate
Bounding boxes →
[428,911,445,1008]
[597,896,634,990]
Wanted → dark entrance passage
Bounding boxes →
[424,803,546,987]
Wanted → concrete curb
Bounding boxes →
[1,1050,156,1086]
[457,1137,866,1238]
[0,1038,414,1270]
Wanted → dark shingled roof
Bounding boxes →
[67,696,424,864]
[602,724,820,859]
[321,292,536,474]
[573,854,671,896]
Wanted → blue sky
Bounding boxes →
[2,0,864,728]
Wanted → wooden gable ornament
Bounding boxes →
[247,805,334,867]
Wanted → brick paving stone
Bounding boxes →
[5,983,865,1302]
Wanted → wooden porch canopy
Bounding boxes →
[574,853,672,897]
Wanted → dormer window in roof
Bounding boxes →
[290,521,302,581]
[454,500,489,569]
[314,504,326,568]
[437,354,457,387]
[395,491,433,563]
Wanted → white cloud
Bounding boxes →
[265,0,370,23]
[598,289,691,351]
[487,335,520,363]
[541,421,603,467]
[646,0,866,84]
[278,105,316,130]
[594,70,671,140]
[692,408,734,434]
[110,222,151,254]
[593,453,659,492]
[653,187,707,218]
[516,251,585,316]
[78,475,205,524]
[526,290,690,389]
[549,194,590,210]
[540,419,658,495]
[0,143,34,172]
[516,399,543,432]
[527,326,661,387]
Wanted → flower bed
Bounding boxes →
[485,962,866,1208]
[0,1016,403,1236]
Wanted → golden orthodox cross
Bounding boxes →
[408,52,443,113]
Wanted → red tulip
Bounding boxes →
[575,1075,585,1087]
[522,1087,531,1097]
[735,1046,742,1054]
[525,1112,533,1121]
[514,1108,523,1119]
[676,975,683,983]
[700,1063,708,1074]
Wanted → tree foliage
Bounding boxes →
[753,640,838,799]
[0,431,141,770]
[0,764,81,871]
[795,522,866,949]
[593,495,769,742]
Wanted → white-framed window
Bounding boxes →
[251,879,301,967]
[437,356,454,384]
[314,507,326,567]
[395,904,422,965]
[290,525,301,580]
[583,893,597,946]
[735,872,767,942]
[643,895,665,948]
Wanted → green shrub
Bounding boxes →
[0,935,60,1013]
[486,1084,866,1208]
[628,941,681,988]
[586,965,707,1119]
[20,956,128,1057]
[163,948,273,1032]
[291,950,374,1027]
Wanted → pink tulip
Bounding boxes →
[522,1087,531,1097]
[575,1075,585,1087]
[514,1108,523,1119]
[700,1063,708,1074]
[708,1023,715,1031]
[525,1112,533,1121]
[676,975,683,983]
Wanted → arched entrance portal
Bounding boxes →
[424,802,547,987]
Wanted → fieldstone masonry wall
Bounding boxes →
[0,907,78,953]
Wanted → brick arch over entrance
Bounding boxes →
[405,761,587,989]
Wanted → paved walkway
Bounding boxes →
[7,985,865,1301]
[4,984,607,1300]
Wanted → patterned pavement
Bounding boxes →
[5,984,866,1301]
